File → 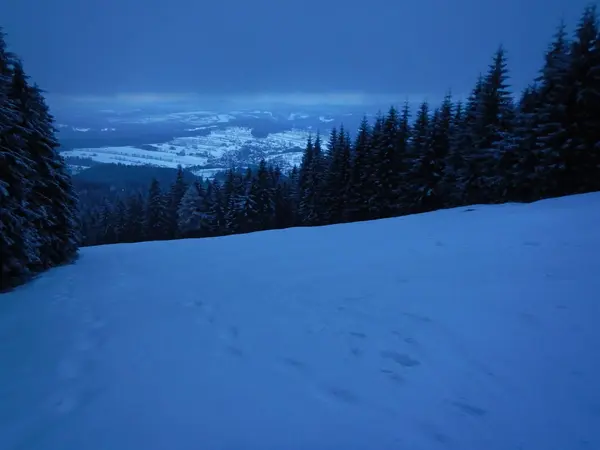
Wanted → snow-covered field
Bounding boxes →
[2,193,600,450]
[60,126,311,175]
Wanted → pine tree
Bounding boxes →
[1,37,79,288]
[415,94,453,211]
[124,193,145,242]
[254,159,274,230]
[98,201,116,245]
[1,55,40,284]
[533,21,573,198]
[347,117,372,221]
[323,127,352,224]
[566,5,600,192]
[145,178,169,241]
[441,100,466,206]
[241,176,260,232]
[466,47,515,203]
[178,181,204,237]
[167,166,187,238]
[113,199,127,243]
[28,81,80,262]
[287,165,299,223]
[206,179,224,236]
[321,127,339,223]
[497,86,541,201]
[223,169,246,234]
[273,180,295,229]
[395,101,413,213]
[299,133,326,225]
[365,114,385,219]
[408,101,431,210]
[372,107,401,218]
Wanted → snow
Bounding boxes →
[61,127,311,176]
[288,113,310,120]
[108,110,235,126]
[2,193,600,450]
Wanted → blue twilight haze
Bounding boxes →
[0,0,592,107]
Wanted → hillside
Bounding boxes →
[55,109,362,177]
[1,193,600,450]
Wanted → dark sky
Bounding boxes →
[0,0,592,106]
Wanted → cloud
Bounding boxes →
[46,91,452,111]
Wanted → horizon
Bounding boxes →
[1,0,593,112]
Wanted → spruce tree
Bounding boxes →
[98,202,116,245]
[299,133,326,225]
[533,21,573,198]
[323,127,352,224]
[1,37,79,288]
[223,169,246,234]
[365,114,385,219]
[441,100,466,206]
[347,117,372,222]
[167,166,187,238]
[466,47,515,203]
[206,179,224,236]
[496,86,541,201]
[566,5,600,192]
[255,159,274,230]
[408,101,431,210]
[145,178,169,241]
[372,107,401,218]
[124,193,145,242]
[415,94,453,211]
[273,180,295,229]
[178,181,204,237]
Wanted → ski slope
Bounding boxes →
[2,193,600,450]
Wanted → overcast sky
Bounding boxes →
[0,0,592,106]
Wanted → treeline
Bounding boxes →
[80,162,296,245]
[294,5,600,224]
[1,29,80,290]
[82,5,600,246]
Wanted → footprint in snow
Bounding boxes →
[349,331,367,339]
[317,385,361,406]
[350,347,364,357]
[418,421,453,445]
[380,369,405,385]
[448,400,487,418]
[280,357,309,373]
[52,392,79,414]
[380,350,420,367]
[401,312,433,324]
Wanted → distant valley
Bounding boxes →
[57,107,370,178]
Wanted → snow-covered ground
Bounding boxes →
[60,126,311,176]
[2,193,600,450]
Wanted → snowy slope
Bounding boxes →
[2,193,600,450]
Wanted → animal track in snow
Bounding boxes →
[279,357,309,373]
[449,400,487,418]
[349,331,367,339]
[380,351,420,367]
[322,386,361,405]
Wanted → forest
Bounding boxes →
[1,5,599,289]
[1,29,79,290]
[80,5,600,247]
